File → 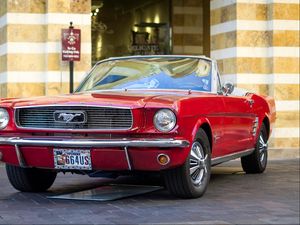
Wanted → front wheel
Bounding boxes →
[6,164,57,192]
[164,129,211,198]
[241,123,268,173]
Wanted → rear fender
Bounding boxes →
[248,93,275,141]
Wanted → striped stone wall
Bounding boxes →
[210,0,299,156]
[0,0,91,98]
[172,0,204,55]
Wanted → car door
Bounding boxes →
[221,94,256,154]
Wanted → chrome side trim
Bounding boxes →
[0,137,189,148]
[124,147,132,170]
[211,148,254,166]
[15,144,27,168]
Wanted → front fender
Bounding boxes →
[191,117,212,142]
[175,116,212,166]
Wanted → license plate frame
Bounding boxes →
[53,148,92,170]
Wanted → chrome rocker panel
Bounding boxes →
[211,148,255,166]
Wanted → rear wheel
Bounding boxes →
[6,164,57,192]
[164,129,211,198]
[241,123,268,173]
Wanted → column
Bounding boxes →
[0,0,7,97]
[0,0,91,98]
[268,1,299,153]
[172,0,204,55]
[210,0,299,156]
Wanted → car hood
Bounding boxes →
[1,90,214,109]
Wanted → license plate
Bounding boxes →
[53,149,92,170]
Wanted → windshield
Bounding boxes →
[76,57,212,92]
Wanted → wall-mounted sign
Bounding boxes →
[130,23,169,55]
[61,28,81,61]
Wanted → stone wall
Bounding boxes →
[210,0,299,156]
[172,0,205,55]
[0,0,91,97]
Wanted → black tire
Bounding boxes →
[6,164,57,192]
[241,123,268,173]
[164,128,211,198]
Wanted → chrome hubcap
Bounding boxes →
[259,134,268,163]
[189,142,207,186]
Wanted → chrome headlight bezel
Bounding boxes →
[153,109,177,132]
[0,108,9,129]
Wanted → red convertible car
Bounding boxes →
[0,55,276,198]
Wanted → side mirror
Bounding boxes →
[222,82,234,95]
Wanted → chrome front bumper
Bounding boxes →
[0,137,189,169]
[0,137,190,148]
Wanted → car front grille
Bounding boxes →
[15,106,133,130]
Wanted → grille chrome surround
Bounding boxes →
[15,105,133,131]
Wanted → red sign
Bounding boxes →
[61,28,81,61]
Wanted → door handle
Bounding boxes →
[244,99,254,107]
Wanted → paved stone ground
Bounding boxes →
[0,159,299,225]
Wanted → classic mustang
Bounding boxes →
[0,55,276,198]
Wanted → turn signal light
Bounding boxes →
[157,154,170,165]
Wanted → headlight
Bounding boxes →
[0,108,9,129]
[153,109,176,132]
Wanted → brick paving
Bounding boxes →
[0,159,299,225]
